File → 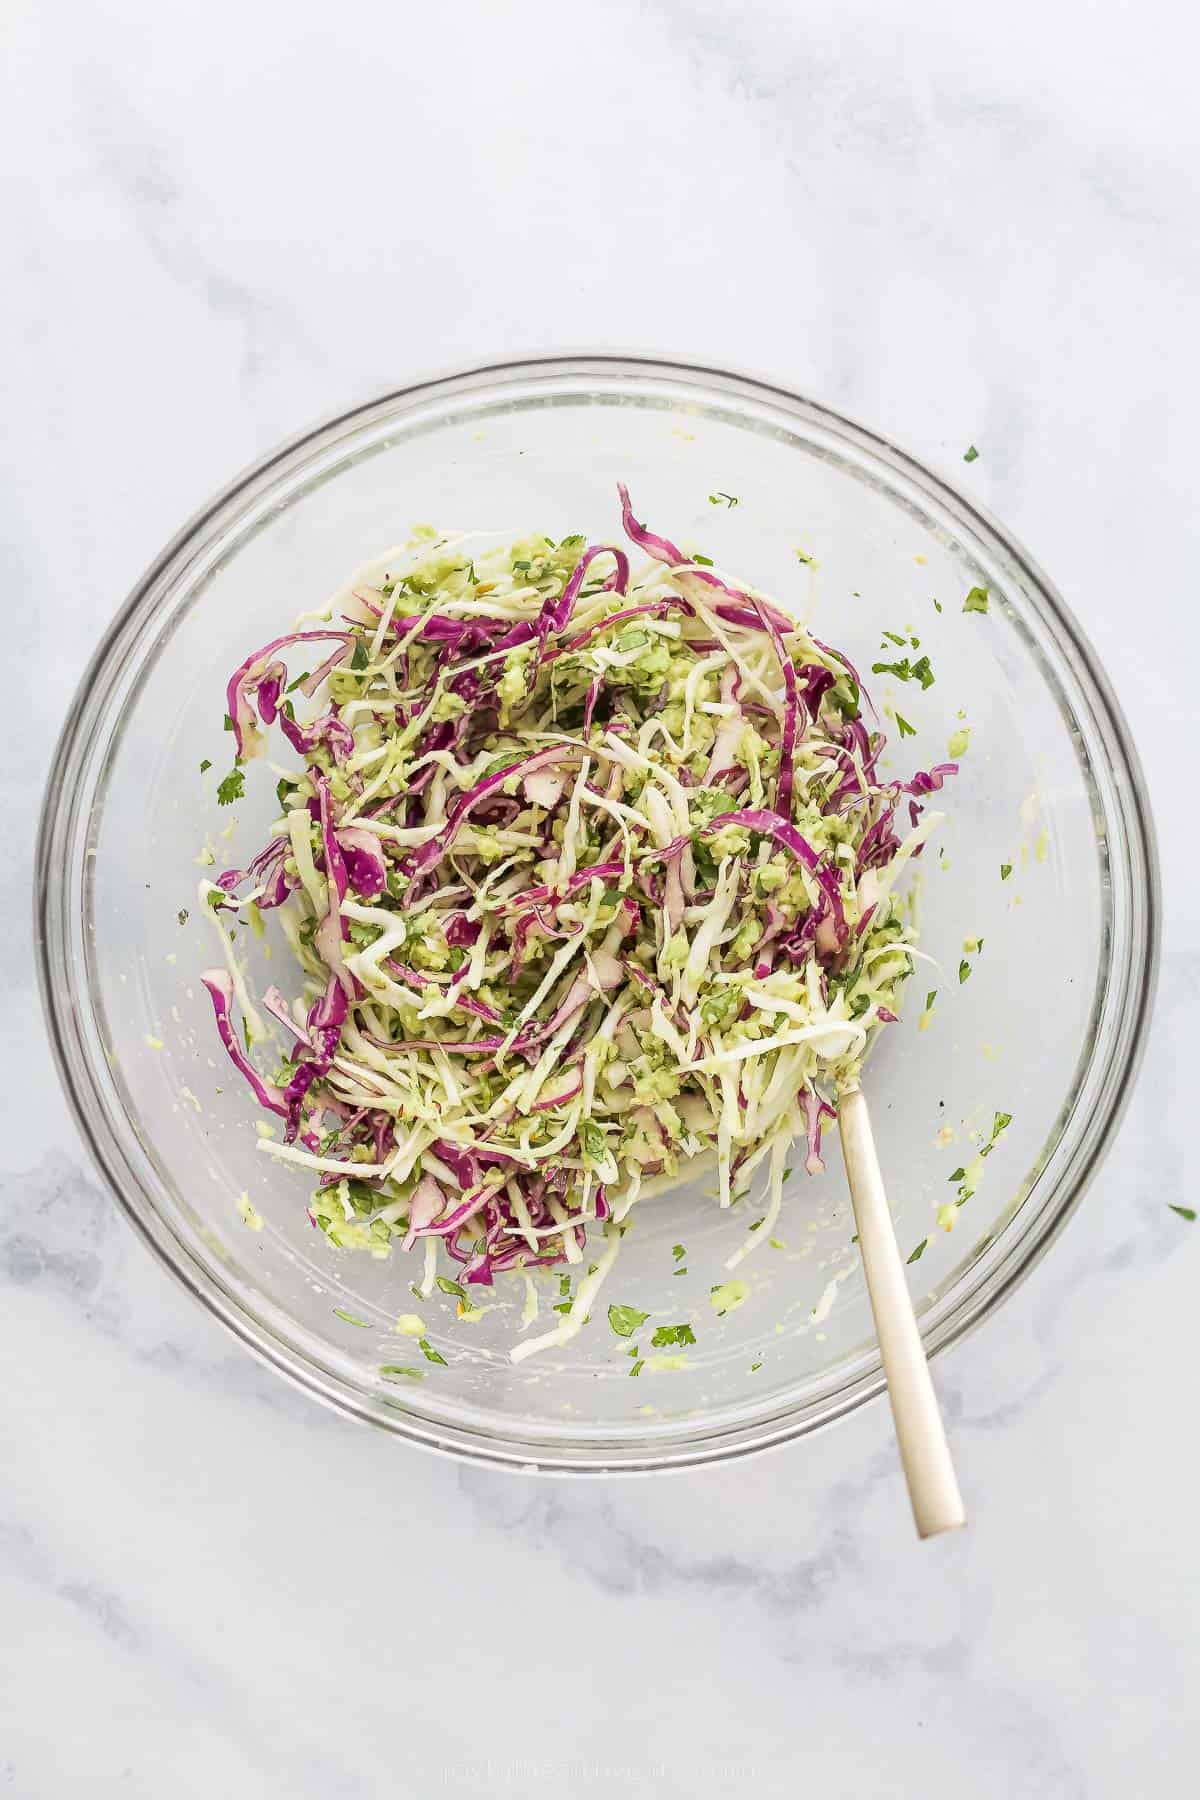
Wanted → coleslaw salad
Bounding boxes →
[198,488,954,1360]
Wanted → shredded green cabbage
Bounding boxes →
[199,494,953,1361]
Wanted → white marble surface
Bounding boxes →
[4,0,1197,1792]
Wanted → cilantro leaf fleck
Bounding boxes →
[871,653,935,689]
[963,586,990,615]
[1168,1205,1196,1222]
[650,1322,696,1349]
[608,1304,649,1338]
[217,768,245,806]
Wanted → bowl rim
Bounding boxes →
[34,350,1161,1473]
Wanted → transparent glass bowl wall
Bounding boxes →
[36,358,1158,1470]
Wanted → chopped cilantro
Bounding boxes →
[608,1304,649,1338]
[418,1337,447,1366]
[906,1238,929,1264]
[177,908,189,927]
[963,444,979,463]
[925,989,937,1012]
[350,637,369,671]
[708,492,739,507]
[650,1322,696,1348]
[629,1360,644,1377]
[1168,1205,1196,1222]
[963,586,990,615]
[958,959,972,984]
[558,1274,572,1298]
[932,598,943,613]
[199,758,212,774]
[870,654,935,689]
[895,713,916,738]
[436,1276,467,1300]
[217,768,245,807]
[1000,862,1013,881]
[222,713,234,732]
[881,630,907,647]
[671,1243,686,1261]
[991,1111,1012,1138]
[691,553,714,567]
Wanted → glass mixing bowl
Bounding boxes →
[36,356,1159,1471]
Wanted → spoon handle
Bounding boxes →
[838,1085,966,1539]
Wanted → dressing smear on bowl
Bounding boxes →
[195,488,956,1361]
